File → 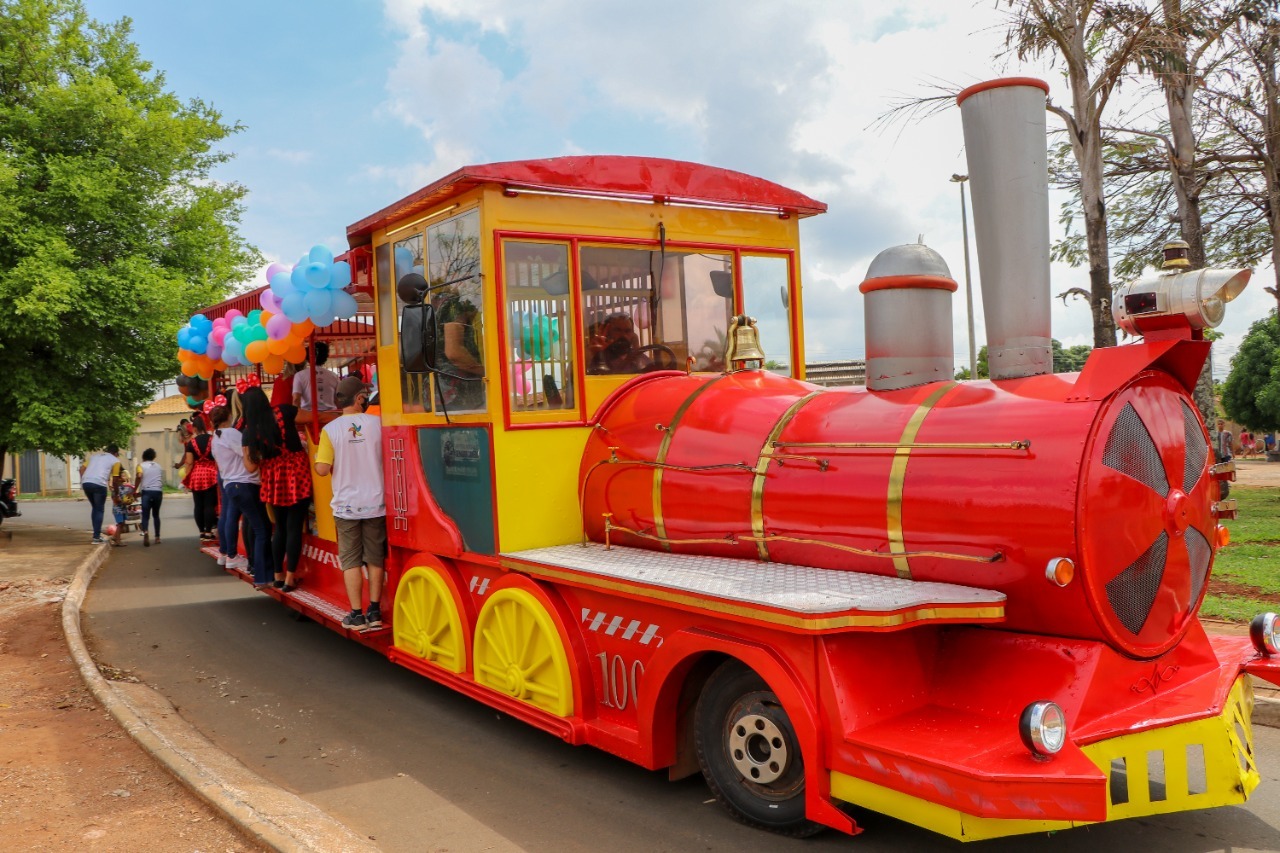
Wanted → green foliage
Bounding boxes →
[0,0,260,459]
[1052,338,1092,372]
[1222,314,1280,431]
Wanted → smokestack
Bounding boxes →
[859,242,957,390]
[957,78,1052,380]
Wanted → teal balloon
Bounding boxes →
[247,309,262,326]
[186,395,200,407]
[521,315,559,360]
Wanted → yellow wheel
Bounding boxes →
[473,587,574,717]
[392,566,466,673]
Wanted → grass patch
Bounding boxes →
[1207,486,1280,623]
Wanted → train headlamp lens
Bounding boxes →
[1019,701,1067,758]
[1045,557,1075,587]
[1250,612,1280,656]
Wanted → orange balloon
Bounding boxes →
[262,353,285,374]
[293,320,315,337]
[181,359,198,377]
[284,343,307,364]
[261,310,274,324]
[267,336,291,355]
[213,359,228,372]
[245,340,269,363]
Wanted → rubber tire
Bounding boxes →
[694,660,823,837]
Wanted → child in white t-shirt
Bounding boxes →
[134,448,165,547]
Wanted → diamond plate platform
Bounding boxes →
[503,543,1004,628]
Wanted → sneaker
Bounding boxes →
[227,556,249,570]
[342,611,367,631]
[92,537,106,545]
[365,607,383,630]
[216,554,227,566]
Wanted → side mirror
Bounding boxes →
[400,303,438,374]
[397,272,429,305]
[710,270,734,298]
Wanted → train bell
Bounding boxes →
[725,314,765,370]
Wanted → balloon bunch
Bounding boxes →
[269,245,359,327]
[175,374,209,408]
[174,244,357,380]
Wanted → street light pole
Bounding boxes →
[951,174,977,378]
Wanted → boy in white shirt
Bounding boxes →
[134,448,165,547]
[314,375,385,631]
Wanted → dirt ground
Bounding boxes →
[0,574,254,852]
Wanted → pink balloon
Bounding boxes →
[266,314,293,340]
[225,309,244,321]
[513,363,531,396]
[210,327,228,345]
[264,262,289,283]
[260,289,279,312]
[634,301,651,331]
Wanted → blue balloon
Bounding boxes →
[190,314,212,331]
[394,247,414,276]
[329,261,352,290]
[313,310,337,328]
[331,290,358,319]
[222,337,243,366]
[177,326,193,348]
[304,261,330,289]
[280,292,308,323]
[291,263,311,293]
[270,271,295,298]
[308,244,334,266]
[188,334,207,355]
[304,288,333,318]
[231,315,247,328]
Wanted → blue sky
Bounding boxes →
[81,0,1271,377]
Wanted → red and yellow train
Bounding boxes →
[198,78,1280,840]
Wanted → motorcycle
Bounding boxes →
[0,478,20,529]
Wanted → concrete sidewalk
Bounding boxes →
[3,508,1279,851]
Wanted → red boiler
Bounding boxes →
[580,351,1222,660]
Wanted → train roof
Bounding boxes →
[346,155,828,247]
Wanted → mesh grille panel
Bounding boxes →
[1181,400,1207,494]
[1106,532,1169,635]
[1104,403,1169,497]
[1187,526,1212,605]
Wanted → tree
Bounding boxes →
[1004,0,1160,349]
[1052,338,1093,371]
[1222,312,1280,429]
[0,0,260,463]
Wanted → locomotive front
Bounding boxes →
[580,78,1243,661]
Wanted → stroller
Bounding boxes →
[113,482,142,533]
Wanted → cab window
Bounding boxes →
[502,240,575,412]
[427,208,485,414]
[741,254,792,376]
[580,245,732,374]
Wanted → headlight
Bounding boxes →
[1113,268,1250,336]
[1251,612,1280,656]
[1019,701,1067,758]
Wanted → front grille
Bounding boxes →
[1104,403,1169,497]
[1181,400,1207,494]
[1187,526,1212,605]
[1106,532,1169,635]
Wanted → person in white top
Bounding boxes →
[293,341,340,422]
[314,375,385,632]
[208,403,273,586]
[133,448,165,547]
[80,444,122,544]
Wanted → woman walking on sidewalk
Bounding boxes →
[133,448,164,546]
[209,395,272,587]
[79,444,121,545]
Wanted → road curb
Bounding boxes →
[1256,693,1280,728]
[62,545,379,853]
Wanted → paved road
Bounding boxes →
[28,498,1280,852]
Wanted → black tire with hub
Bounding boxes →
[694,660,823,837]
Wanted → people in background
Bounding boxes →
[179,411,219,542]
[134,448,164,547]
[293,341,340,422]
[209,399,272,587]
[271,361,302,407]
[1215,419,1233,462]
[314,375,385,631]
[80,444,121,545]
[1241,430,1256,458]
[240,384,313,592]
